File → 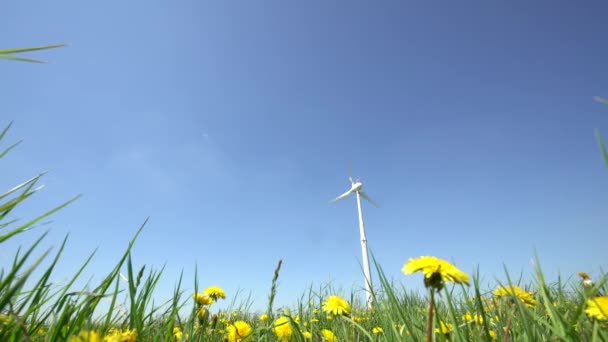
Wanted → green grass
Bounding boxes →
[1,123,607,342]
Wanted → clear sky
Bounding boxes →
[1,1,608,311]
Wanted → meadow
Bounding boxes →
[0,121,607,342]
[2,45,608,341]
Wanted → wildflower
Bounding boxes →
[104,328,137,342]
[372,326,383,334]
[436,321,453,335]
[494,285,537,307]
[173,327,183,340]
[312,308,319,315]
[321,329,338,342]
[203,286,226,301]
[310,318,319,323]
[488,330,497,339]
[403,256,470,289]
[352,315,368,323]
[585,296,608,321]
[322,295,351,316]
[193,293,214,305]
[226,320,252,342]
[68,330,101,342]
[301,330,312,339]
[463,312,484,325]
[273,316,293,341]
[260,313,269,322]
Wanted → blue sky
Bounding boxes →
[1,1,608,311]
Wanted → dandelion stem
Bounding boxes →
[503,306,515,342]
[426,288,435,342]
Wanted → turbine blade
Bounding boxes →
[348,162,354,183]
[330,189,353,203]
[359,191,379,207]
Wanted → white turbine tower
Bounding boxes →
[330,170,378,309]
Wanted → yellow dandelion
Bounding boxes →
[436,321,453,335]
[494,285,537,307]
[68,330,101,342]
[273,316,293,342]
[322,295,351,316]
[489,330,497,339]
[226,320,252,342]
[585,296,608,321]
[403,256,470,289]
[310,318,319,323]
[260,313,269,322]
[321,329,338,342]
[312,308,319,315]
[372,326,383,334]
[193,293,214,305]
[301,330,312,339]
[353,315,368,323]
[203,286,226,300]
[104,328,137,342]
[463,312,484,325]
[173,327,183,340]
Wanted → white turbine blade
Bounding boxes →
[359,191,379,207]
[348,162,354,183]
[330,189,353,203]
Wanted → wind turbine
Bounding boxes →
[330,169,378,309]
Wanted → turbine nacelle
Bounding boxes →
[330,176,378,207]
[351,181,363,192]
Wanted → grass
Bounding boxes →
[1,122,607,342]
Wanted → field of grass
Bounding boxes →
[1,122,607,342]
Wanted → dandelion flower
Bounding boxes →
[301,330,312,339]
[68,330,101,342]
[463,312,484,325]
[403,256,470,289]
[436,321,453,335]
[321,329,338,342]
[494,285,536,307]
[322,295,351,316]
[488,330,497,339]
[260,313,269,322]
[203,286,226,300]
[273,316,293,342]
[585,296,608,321]
[105,328,137,342]
[193,293,214,305]
[372,326,383,334]
[173,327,183,340]
[226,320,252,342]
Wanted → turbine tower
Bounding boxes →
[330,170,378,309]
